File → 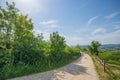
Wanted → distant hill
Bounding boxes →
[100,44,120,50]
[81,45,88,49]
[81,44,120,50]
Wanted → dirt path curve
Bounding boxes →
[9,53,99,80]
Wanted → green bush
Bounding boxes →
[0,2,81,79]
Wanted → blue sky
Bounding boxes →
[0,0,120,45]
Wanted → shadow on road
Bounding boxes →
[61,63,87,75]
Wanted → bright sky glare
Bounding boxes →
[0,0,120,45]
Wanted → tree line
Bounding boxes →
[0,2,81,79]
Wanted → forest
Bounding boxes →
[0,2,81,79]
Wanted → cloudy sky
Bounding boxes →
[0,0,120,45]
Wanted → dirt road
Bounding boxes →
[9,53,99,80]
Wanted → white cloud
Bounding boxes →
[33,29,42,34]
[74,28,88,33]
[39,20,58,28]
[87,16,98,26]
[33,20,59,41]
[33,29,50,40]
[13,0,43,15]
[113,21,120,30]
[7,0,54,17]
[64,29,120,45]
[114,26,120,30]
[105,12,120,19]
[90,30,120,44]
[65,36,90,45]
[92,28,106,35]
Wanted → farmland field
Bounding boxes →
[98,50,120,80]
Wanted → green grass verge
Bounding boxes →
[87,52,120,80]
[98,51,120,80]
[86,52,109,80]
[0,53,81,80]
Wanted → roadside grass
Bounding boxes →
[1,52,81,80]
[98,51,120,80]
[86,51,120,80]
[86,52,109,80]
[107,63,120,80]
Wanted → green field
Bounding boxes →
[98,50,120,80]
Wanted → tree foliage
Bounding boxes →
[0,2,81,79]
[50,32,66,59]
[88,40,101,55]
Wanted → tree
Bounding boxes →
[50,32,66,60]
[0,2,19,67]
[0,2,37,65]
[88,40,101,55]
[0,2,82,79]
[12,14,36,64]
[0,2,19,49]
[74,44,81,51]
